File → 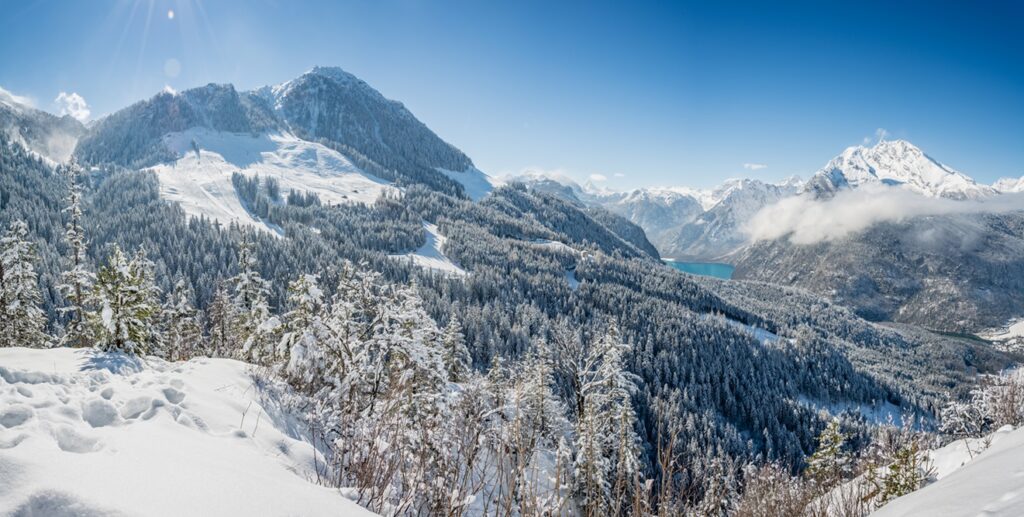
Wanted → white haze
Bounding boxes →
[744,184,1024,245]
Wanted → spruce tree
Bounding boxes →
[0,220,47,347]
[162,278,202,361]
[92,245,160,354]
[58,159,94,348]
[230,236,271,351]
[278,273,327,390]
[441,315,471,382]
[205,282,237,357]
[805,419,850,489]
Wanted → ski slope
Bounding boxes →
[389,222,467,277]
[0,347,375,516]
[150,128,395,234]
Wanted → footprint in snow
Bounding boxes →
[0,404,34,428]
[52,425,103,454]
[162,387,186,404]
[81,398,120,428]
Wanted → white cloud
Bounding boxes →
[743,163,767,171]
[163,85,177,95]
[0,86,34,107]
[613,173,626,178]
[588,173,608,182]
[744,184,1024,245]
[54,92,90,122]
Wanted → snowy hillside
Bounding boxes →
[0,347,376,516]
[150,128,394,234]
[389,222,467,276]
[873,425,1024,516]
[436,166,496,201]
[803,139,995,199]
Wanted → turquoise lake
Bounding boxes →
[663,260,735,279]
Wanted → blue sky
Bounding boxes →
[1,0,1021,188]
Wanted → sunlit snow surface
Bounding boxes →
[151,128,395,235]
[0,347,376,516]
[436,166,497,201]
[389,222,467,277]
[872,425,1024,516]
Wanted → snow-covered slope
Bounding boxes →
[804,139,995,199]
[436,166,497,201]
[872,425,1024,516]
[149,128,394,234]
[0,347,375,516]
[994,175,1024,193]
[389,222,467,276]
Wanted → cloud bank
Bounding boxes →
[743,163,767,171]
[588,173,608,182]
[744,185,1024,245]
[55,92,90,122]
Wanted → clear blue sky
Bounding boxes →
[1,0,1022,188]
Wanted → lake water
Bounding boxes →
[663,260,734,279]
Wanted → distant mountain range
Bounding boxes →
[508,139,1023,261]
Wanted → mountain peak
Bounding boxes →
[305,66,361,86]
[807,139,994,199]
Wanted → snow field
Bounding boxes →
[389,222,467,277]
[0,347,375,516]
[151,128,395,235]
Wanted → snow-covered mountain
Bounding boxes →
[993,175,1024,193]
[658,178,801,260]
[802,139,996,200]
[0,94,85,163]
[509,139,1011,261]
[72,67,498,232]
[505,173,803,260]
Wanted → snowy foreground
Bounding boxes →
[872,425,1024,516]
[0,347,375,516]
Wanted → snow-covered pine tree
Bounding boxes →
[575,392,609,516]
[278,273,328,391]
[804,419,851,489]
[58,159,94,348]
[205,282,238,357]
[130,249,163,352]
[441,314,471,382]
[598,325,642,513]
[92,245,160,354]
[230,236,271,352]
[161,278,202,361]
[0,220,48,347]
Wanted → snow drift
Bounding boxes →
[873,425,1024,516]
[0,347,375,516]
